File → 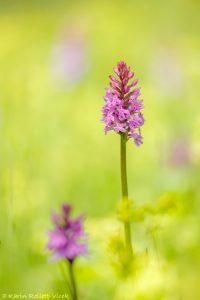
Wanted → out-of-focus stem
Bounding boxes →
[120,133,133,257]
[68,260,78,300]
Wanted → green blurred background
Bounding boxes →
[0,0,200,299]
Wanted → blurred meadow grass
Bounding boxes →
[0,0,200,299]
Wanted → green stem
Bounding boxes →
[68,260,78,300]
[120,133,133,256]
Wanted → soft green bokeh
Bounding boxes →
[0,0,200,299]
